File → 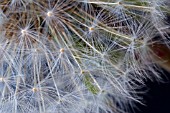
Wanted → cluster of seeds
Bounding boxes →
[0,0,169,113]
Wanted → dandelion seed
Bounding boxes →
[60,48,65,53]
[32,87,38,92]
[21,29,27,36]
[88,27,94,32]
[47,11,53,17]
[81,70,87,74]
[0,77,4,82]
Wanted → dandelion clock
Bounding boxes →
[0,0,170,113]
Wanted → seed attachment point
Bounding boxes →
[0,77,4,82]
[47,11,53,17]
[60,48,64,53]
[89,27,94,32]
[32,87,38,92]
[21,29,27,36]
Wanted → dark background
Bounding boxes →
[134,68,170,113]
[133,16,170,113]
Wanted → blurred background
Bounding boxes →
[134,67,170,113]
[134,16,170,113]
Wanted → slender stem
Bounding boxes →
[78,1,153,11]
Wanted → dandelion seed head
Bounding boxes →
[0,0,169,113]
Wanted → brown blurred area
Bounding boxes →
[150,43,170,72]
